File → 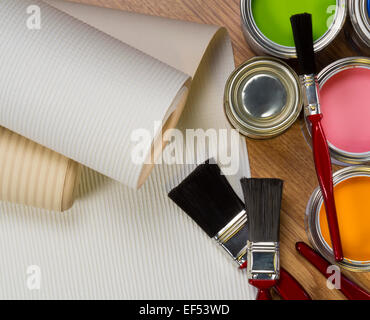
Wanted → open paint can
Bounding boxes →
[306,166,370,272]
[224,56,302,139]
[241,0,347,59]
[347,0,370,55]
[302,57,370,166]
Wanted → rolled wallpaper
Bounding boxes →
[0,0,190,189]
[0,127,80,211]
[0,0,254,299]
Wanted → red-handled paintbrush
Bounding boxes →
[239,262,311,300]
[169,160,310,300]
[290,13,343,262]
[240,178,283,300]
[296,242,370,300]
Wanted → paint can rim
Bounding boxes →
[305,166,370,271]
[224,56,302,139]
[302,57,370,165]
[349,0,370,48]
[240,0,347,59]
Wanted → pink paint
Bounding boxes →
[320,67,370,154]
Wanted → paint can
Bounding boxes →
[302,57,370,166]
[224,56,302,139]
[346,0,370,55]
[306,166,370,271]
[241,0,347,59]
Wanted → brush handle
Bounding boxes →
[308,114,343,262]
[296,242,370,300]
[240,262,310,300]
[256,289,272,300]
[274,269,311,300]
[249,280,275,300]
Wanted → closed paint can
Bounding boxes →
[302,57,370,166]
[347,0,370,55]
[241,0,347,59]
[306,166,370,271]
[224,56,302,139]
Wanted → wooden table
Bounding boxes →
[71,0,370,300]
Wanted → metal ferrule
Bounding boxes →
[214,210,248,266]
[301,74,321,117]
[247,241,280,280]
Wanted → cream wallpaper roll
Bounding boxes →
[0,1,255,299]
[0,127,80,211]
[0,0,190,189]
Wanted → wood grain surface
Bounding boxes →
[68,0,370,300]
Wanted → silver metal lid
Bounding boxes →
[224,56,302,139]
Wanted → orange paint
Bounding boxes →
[319,176,370,261]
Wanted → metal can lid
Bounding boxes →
[224,56,302,139]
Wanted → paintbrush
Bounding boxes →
[290,13,343,262]
[169,161,310,300]
[296,242,370,300]
[168,160,248,265]
[240,178,283,300]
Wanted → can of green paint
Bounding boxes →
[241,0,347,59]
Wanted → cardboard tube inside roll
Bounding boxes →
[0,127,80,211]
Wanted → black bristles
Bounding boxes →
[168,160,244,238]
[241,178,283,243]
[290,13,316,75]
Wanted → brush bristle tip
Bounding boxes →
[290,13,316,75]
[169,160,244,238]
[241,178,283,243]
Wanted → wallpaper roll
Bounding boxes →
[0,0,190,189]
[0,1,255,300]
[0,127,80,211]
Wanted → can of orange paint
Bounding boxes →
[306,166,370,272]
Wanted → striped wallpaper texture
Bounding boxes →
[0,1,255,299]
[0,0,190,189]
[0,126,80,211]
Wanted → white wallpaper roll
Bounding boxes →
[0,0,190,189]
[0,1,255,299]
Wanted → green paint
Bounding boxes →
[251,0,337,47]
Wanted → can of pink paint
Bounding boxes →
[302,57,370,166]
